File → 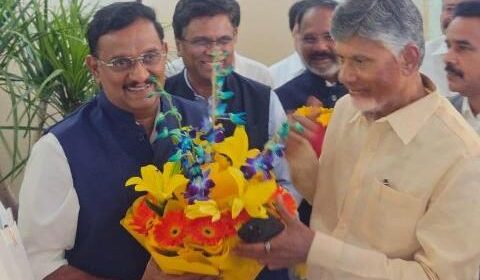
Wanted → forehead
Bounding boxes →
[447,17,480,44]
[97,19,163,57]
[183,14,235,38]
[299,7,333,33]
[335,36,392,58]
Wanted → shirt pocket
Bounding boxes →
[362,179,426,257]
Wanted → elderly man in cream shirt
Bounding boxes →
[236,0,480,279]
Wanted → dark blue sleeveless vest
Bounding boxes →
[47,92,205,279]
[275,69,347,112]
[165,71,270,150]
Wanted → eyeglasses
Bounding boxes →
[97,51,166,72]
[181,36,235,50]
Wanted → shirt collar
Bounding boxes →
[304,68,338,88]
[349,75,441,145]
[461,97,479,119]
[183,69,211,102]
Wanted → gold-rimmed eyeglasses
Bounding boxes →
[97,51,167,72]
[181,36,235,50]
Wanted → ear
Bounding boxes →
[399,43,421,76]
[85,55,101,83]
[162,41,169,55]
[233,27,238,44]
[175,39,183,57]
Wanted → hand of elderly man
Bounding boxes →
[234,197,315,270]
[285,115,320,199]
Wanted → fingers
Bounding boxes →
[291,115,319,132]
[274,196,297,227]
[287,116,320,145]
[235,242,267,259]
[305,96,323,107]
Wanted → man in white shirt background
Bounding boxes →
[445,1,480,134]
[420,0,480,97]
[166,51,273,87]
[164,2,274,89]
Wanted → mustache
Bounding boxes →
[445,63,464,79]
[309,51,337,61]
[123,78,154,89]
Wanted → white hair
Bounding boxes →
[331,0,425,63]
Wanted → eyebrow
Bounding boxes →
[108,48,161,60]
[454,39,474,48]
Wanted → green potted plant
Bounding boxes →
[0,0,97,189]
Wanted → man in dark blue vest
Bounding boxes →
[275,0,348,230]
[276,0,347,114]
[18,3,208,280]
[164,1,300,279]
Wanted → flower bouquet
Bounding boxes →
[293,106,333,157]
[120,52,297,280]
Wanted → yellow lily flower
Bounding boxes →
[213,126,259,169]
[294,106,333,127]
[185,200,221,221]
[231,178,277,219]
[125,163,188,203]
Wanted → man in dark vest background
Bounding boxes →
[275,0,347,113]
[165,0,300,279]
[275,0,348,230]
[18,2,207,280]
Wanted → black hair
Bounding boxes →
[296,0,338,28]
[288,1,309,31]
[86,2,164,56]
[172,0,240,39]
[454,1,480,18]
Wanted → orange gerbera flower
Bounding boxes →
[129,197,156,235]
[232,209,250,230]
[188,216,230,246]
[272,186,297,215]
[152,211,187,248]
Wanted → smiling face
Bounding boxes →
[336,36,411,118]
[295,7,339,79]
[86,19,167,117]
[176,14,237,87]
[444,17,480,97]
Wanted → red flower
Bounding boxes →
[129,197,156,235]
[152,211,187,248]
[187,216,230,246]
[272,187,297,215]
[232,210,250,230]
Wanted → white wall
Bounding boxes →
[71,0,443,64]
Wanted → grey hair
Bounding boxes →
[331,0,425,63]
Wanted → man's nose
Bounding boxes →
[129,61,150,81]
[339,63,356,85]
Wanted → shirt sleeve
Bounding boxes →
[306,155,480,280]
[18,133,79,280]
[268,91,302,205]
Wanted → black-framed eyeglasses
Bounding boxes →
[97,51,166,72]
[181,36,235,50]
